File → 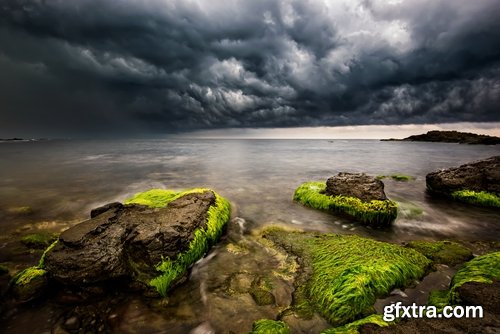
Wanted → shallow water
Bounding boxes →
[0,139,499,333]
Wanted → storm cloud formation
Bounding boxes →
[1,0,499,135]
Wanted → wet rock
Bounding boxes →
[44,191,216,285]
[325,172,387,202]
[90,202,123,218]
[63,316,80,331]
[426,156,500,196]
[457,281,500,314]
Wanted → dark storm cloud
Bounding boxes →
[0,0,499,135]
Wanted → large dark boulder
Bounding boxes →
[325,172,387,202]
[44,191,216,285]
[426,156,500,196]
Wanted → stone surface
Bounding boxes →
[325,172,387,202]
[44,191,216,285]
[457,281,500,314]
[426,156,500,196]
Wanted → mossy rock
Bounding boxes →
[406,240,473,266]
[20,233,58,249]
[428,252,500,309]
[293,182,398,227]
[249,319,290,334]
[262,228,430,326]
[125,188,231,296]
[10,267,48,302]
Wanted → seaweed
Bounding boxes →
[249,319,290,334]
[126,188,231,296]
[406,240,472,266]
[451,190,500,208]
[293,181,398,227]
[263,228,430,325]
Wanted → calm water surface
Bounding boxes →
[0,139,499,333]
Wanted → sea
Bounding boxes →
[0,138,499,333]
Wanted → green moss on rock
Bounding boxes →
[428,252,500,308]
[451,190,500,208]
[263,228,430,325]
[406,240,473,266]
[126,188,231,297]
[322,314,391,334]
[124,189,178,207]
[20,233,58,249]
[293,181,398,227]
[249,319,290,334]
[390,174,414,182]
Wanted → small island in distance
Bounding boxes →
[381,130,500,145]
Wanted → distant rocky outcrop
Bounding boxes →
[382,130,500,145]
[426,156,500,196]
[325,172,387,202]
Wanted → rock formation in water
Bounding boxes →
[426,156,500,208]
[426,156,500,195]
[382,130,500,145]
[294,173,398,227]
[325,172,387,202]
[10,188,231,300]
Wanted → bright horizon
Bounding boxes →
[179,122,500,139]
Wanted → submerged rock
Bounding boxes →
[11,188,232,299]
[426,156,500,195]
[325,172,387,202]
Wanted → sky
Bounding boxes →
[1,0,499,138]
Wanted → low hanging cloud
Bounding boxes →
[0,0,499,136]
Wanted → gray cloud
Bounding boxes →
[0,0,499,136]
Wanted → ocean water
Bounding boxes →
[0,139,499,333]
[1,138,499,240]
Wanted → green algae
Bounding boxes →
[126,188,231,297]
[38,240,59,268]
[406,240,473,266]
[293,181,398,227]
[249,319,290,334]
[428,252,500,308]
[322,314,391,334]
[124,189,178,207]
[377,174,414,182]
[449,251,500,303]
[20,233,58,249]
[10,239,58,291]
[451,190,500,208]
[11,267,46,286]
[263,228,430,325]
